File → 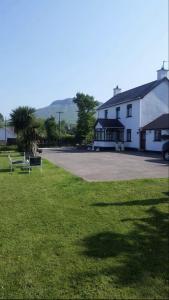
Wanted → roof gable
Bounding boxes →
[143,114,169,130]
[99,77,169,110]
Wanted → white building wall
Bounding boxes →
[94,141,115,148]
[96,79,169,151]
[146,130,169,151]
[140,80,169,127]
[97,99,141,149]
[0,127,16,141]
[95,122,103,129]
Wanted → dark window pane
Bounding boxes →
[104,110,108,119]
[127,104,132,117]
[116,107,120,119]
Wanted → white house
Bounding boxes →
[143,114,169,151]
[0,127,16,144]
[93,66,169,152]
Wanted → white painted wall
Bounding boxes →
[97,99,141,148]
[140,80,169,127]
[0,127,16,141]
[95,122,103,129]
[146,130,169,151]
[95,79,169,151]
[93,141,115,148]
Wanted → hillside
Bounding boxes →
[35,98,102,124]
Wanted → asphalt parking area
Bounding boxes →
[42,147,169,181]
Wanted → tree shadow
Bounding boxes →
[92,197,169,207]
[0,168,11,173]
[76,207,169,288]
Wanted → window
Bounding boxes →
[105,129,117,141]
[95,129,105,141]
[116,107,120,119]
[127,104,132,117]
[127,129,132,142]
[154,130,161,141]
[104,110,108,119]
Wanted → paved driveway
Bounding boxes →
[42,147,169,181]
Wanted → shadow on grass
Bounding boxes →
[163,191,169,197]
[92,197,169,207]
[75,207,169,288]
[0,168,11,173]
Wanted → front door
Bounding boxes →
[140,131,146,150]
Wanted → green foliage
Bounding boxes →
[10,106,35,133]
[73,93,99,144]
[35,118,47,140]
[0,154,168,299]
[0,144,18,152]
[44,116,58,143]
[0,113,4,128]
[10,106,39,153]
[61,134,76,146]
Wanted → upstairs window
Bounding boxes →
[104,110,108,119]
[116,107,120,119]
[127,129,132,142]
[154,130,161,141]
[127,104,132,117]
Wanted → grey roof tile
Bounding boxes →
[143,114,169,130]
[95,118,124,128]
[98,78,169,110]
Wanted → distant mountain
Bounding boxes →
[35,98,102,124]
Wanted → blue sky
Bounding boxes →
[0,0,168,117]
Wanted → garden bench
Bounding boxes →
[8,153,29,173]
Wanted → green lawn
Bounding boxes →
[0,152,168,299]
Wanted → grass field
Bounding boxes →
[0,152,168,299]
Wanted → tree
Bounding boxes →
[10,106,35,133]
[73,93,99,144]
[35,118,47,142]
[0,113,4,128]
[10,106,38,153]
[44,116,58,144]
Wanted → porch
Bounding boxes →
[93,118,125,149]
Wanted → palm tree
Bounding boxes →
[10,106,35,133]
[10,106,37,153]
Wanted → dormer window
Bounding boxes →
[104,110,108,119]
[127,104,132,117]
[116,107,120,119]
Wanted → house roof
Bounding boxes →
[95,118,124,128]
[143,114,169,130]
[98,77,169,110]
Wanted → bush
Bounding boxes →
[61,135,76,146]
[0,145,18,152]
